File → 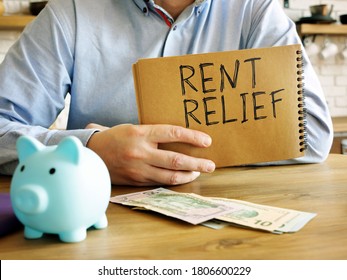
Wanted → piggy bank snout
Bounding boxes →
[13,185,48,215]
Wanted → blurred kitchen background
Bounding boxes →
[0,0,347,152]
[280,0,347,118]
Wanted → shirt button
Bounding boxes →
[173,25,177,31]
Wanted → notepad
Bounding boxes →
[132,44,306,167]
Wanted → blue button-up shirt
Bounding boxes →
[0,0,333,174]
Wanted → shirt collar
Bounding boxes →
[132,0,149,15]
[132,0,208,14]
[194,0,206,6]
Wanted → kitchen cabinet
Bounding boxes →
[297,23,347,40]
[331,117,347,154]
[0,15,35,29]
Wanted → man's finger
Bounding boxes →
[148,125,212,147]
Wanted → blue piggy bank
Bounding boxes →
[10,136,111,243]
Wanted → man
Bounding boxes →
[0,0,333,186]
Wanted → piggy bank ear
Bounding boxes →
[55,136,83,165]
[16,136,45,162]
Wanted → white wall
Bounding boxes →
[1,1,347,120]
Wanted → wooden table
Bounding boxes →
[1,154,347,260]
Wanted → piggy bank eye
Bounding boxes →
[20,165,25,172]
[49,168,56,175]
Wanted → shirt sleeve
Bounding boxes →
[245,0,333,164]
[0,1,97,175]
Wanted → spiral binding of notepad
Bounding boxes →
[296,49,307,153]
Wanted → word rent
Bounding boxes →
[179,57,285,128]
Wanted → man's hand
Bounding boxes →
[86,123,215,186]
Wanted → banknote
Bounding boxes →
[210,197,316,233]
[110,188,316,233]
[201,219,231,230]
[274,211,317,233]
[203,197,316,233]
[110,188,236,225]
[203,212,316,233]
